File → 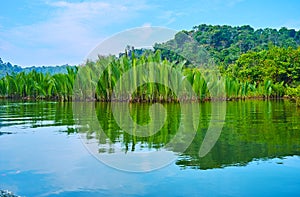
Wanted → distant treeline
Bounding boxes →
[0,58,74,78]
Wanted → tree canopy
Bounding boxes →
[155,24,300,66]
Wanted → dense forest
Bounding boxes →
[155,24,300,65]
[0,24,300,102]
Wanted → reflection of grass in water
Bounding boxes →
[19,100,293,170]
[2,100,299,170]
[0,101,75,130]
[95,102,181,152]
[90,100,300,169]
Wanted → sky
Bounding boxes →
[1,0,300,67]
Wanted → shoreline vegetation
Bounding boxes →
[0,24,300,104]
[0,50,299,104]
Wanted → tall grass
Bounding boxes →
[0,67,76,101]
[0,51,288,102]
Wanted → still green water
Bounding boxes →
[0,100,299,196]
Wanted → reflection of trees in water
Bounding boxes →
[93,100,300,170]
[4,100,298,170]
[177,100,300,169]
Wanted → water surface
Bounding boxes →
[0,100,299,196]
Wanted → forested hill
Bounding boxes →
[0,58,73,78]
[154,24,300,66]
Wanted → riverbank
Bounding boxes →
[0,95,298,104]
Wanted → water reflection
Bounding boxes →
[0,100,299,170]
[177,100,300,169]
[0,101,74,127]
[75,100,300,170]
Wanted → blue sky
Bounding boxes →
[1,0,300,67]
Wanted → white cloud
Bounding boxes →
[0,0,249,66]
[47,1,137,23]
[0,0,150,66]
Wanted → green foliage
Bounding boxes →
[227,46,300,85]
[0,67,77,101]
[286,85,300,97]
[155,24,300,66]
[0,50,295,101]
